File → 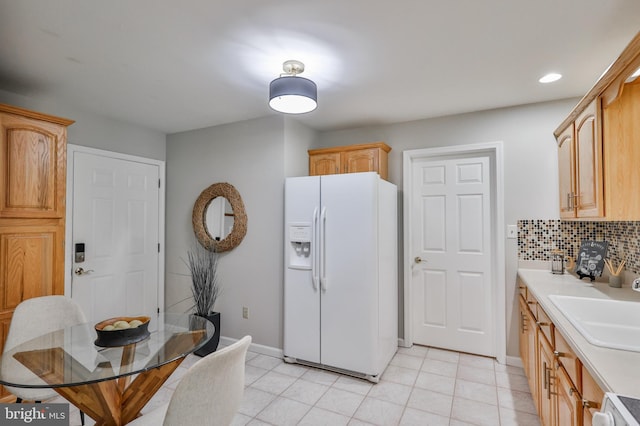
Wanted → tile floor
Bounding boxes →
[61,345,540,426]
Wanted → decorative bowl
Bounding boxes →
[94,316,151,347]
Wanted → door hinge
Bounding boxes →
[158,179,161,188]
[158,243,160,252]
[157,307,160,314]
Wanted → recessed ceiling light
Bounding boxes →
[539,73,562,83]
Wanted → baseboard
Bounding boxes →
[219,336,283,359]
[398,338,410,348]
[506,355,524,368]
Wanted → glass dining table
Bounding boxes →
[0,313,214,426]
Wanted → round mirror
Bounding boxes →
[192,182,247,252]
[205,197,234,241]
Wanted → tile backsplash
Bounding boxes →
[517,220,640,275]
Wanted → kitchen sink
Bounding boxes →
[548,295,640,352]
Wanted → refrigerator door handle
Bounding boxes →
[311,207,319,290]
[320,206,327,292]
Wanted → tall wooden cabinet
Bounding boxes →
[308,142,391,180]
[0,103,73,400]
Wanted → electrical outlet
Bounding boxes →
[242,306,249,319]
[507,225,518,239]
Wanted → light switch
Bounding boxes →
[507,225,518,239]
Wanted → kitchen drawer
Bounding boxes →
[555,330,582,391]
[536,303,554,346]
[518,280,527,299]
[525,290,538,319]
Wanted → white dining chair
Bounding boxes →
[1,295,88,424]
[127,335,252,426]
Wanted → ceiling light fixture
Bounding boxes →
[539,73,562,83]
[269,60,317,114]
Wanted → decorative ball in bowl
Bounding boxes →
[94,316,151,347]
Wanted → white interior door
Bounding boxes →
[410,154,494,356]
[70,149,161,328]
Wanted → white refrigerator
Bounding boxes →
[284,172,397,382]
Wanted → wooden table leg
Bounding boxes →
[50,358,184,426]
[13,330,205,426]
[116,344,137,394]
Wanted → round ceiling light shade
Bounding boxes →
[269,76,318,114]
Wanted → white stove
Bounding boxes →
[594,393,640,426]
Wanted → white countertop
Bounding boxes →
[517,268,640,398]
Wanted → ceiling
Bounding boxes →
[1,0,639,134]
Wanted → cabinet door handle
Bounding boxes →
[567,193,572,210]
[553,350,565,358]
[583,399,600,409]
[543,361,548,390]
[545,363,552,400]
[536,321,550,327]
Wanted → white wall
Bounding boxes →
[284,117,317,177]
[316,98,577,356]
[0,90,166,160]
[165,115,296,349]
[2,86,577,357]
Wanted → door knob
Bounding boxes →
[74,267,94,276]
[414,257,426,264]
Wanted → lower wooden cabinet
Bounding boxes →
[556,365,582,426]
[538,331,557,426]
[519,295,538,405]
[518,280,605,426]
[581,365,604,426]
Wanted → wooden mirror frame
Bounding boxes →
[192,182,247,252]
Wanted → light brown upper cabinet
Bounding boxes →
[574,102,603,218]
[0,108,70,219]
[557,125,575,219]
[602,77,640,219]
[558,101,604,219]
[308,142,391,180]
[0,103,73,401]
[554,31,640,220]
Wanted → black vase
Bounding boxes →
[194,311,221,357]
